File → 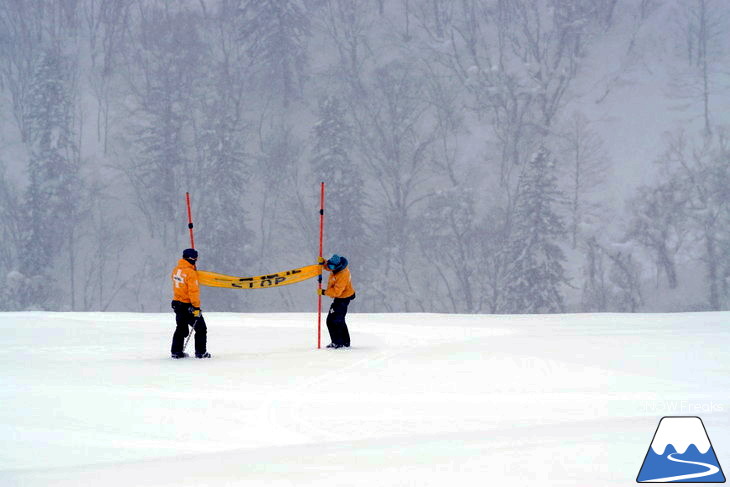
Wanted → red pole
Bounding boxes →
[186,192,195,249]
[317,182,325,349]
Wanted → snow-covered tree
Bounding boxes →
[21,49,80,309]
[192,1,256,312]
[0,161,24,305]
[123,7,204,248]
[75,173,133,311]
[238,0,310,107]
[194,95,255,312]
[657,129,730,309]
[670,0,729,137]
[504,147,568,313]
[581,236,610,312]
[0,0,77,144]
[581,237,643,312]
[626,179,688,289]
[320,0,374,96]
[606,246,643,312]
[557,112,611,248]
[351,60,438,311]
[311,96,367,263]
[417,188,482,313]
[84,0,134,154]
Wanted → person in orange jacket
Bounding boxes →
[320,254,356,348]
[170,248,210,359]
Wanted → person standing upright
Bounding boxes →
[320,254,356,348]
[170,248,210,359]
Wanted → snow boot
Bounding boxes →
[195,352,211,359]
[171,352,188,359]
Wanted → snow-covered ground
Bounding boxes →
[3,311,730,486]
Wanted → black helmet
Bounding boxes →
[182,248,198,260]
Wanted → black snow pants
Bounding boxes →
[326,294,354,347]
[171,300,207,355]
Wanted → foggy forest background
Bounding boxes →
[1,0,729,313]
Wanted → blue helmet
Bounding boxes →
[326,254,347,271]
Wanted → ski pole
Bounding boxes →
[182,315,200,353]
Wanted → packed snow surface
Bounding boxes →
[3,311,730,486]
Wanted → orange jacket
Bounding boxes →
[325,267,355,299]
[171,259,201,308]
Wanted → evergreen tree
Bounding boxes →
[505,147,568,313]
[21,49,79,309]
[0,162,25,310]
[195,100,255,312]
[310,95,370,304]
[123,8,204,248]
[188,2,258,312]
[311,97,366,254]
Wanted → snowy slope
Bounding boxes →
[3,311,730,486]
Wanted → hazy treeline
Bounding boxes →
[0,0,728,313]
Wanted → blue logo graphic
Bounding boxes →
[637,416,725,483]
